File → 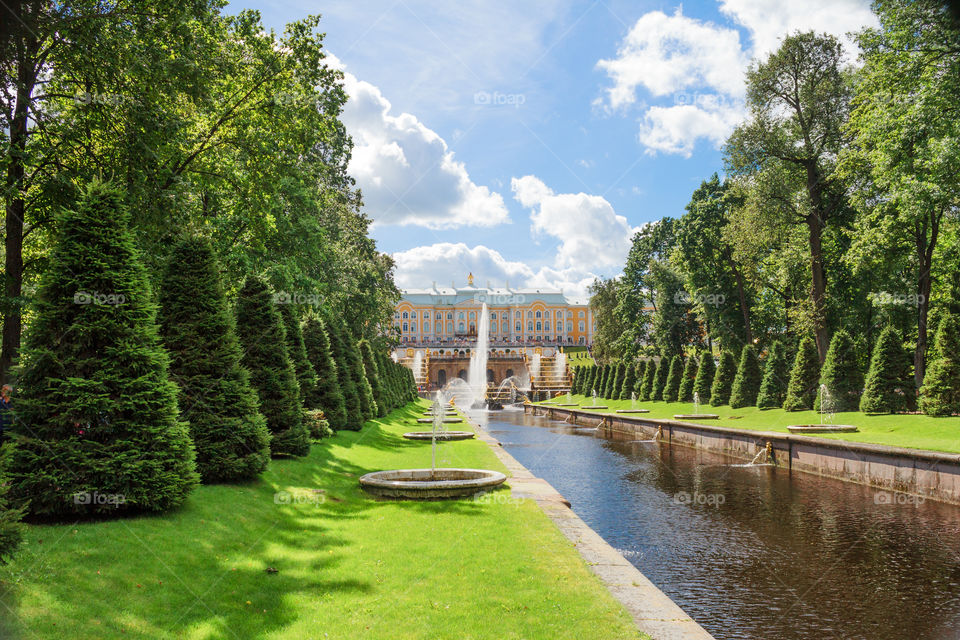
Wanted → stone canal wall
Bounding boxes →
[527,404,960,505]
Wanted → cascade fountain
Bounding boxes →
[674,390,719,420]
[529,352,541,384]
[411,349,423,381]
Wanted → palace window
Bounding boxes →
[469,311,476,320]
[447,312,453,319]
[501,312,508,319]
[411,323,417,332]
[490,312,496,320]
[579,311,584,317]
[535,310,541,318]
[527,322,533,331]
[458,322,465,332]
[544,321,550,331]
[394,312,399,319]
[403,322,408,331]
[567,322,572,331]
[527,311,533,318]
[536,321,542,331]
[458,312,465,320]
[447,322,453,333]
[579,321,585,331]
[515,311,521,318]
[402,311,409,319]
[469,322,476,332]
[424,322,430,332]
[411,311,417,318]
[436,312,442,320]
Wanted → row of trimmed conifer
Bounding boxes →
[1,181,416,533]
[571,316,960,417]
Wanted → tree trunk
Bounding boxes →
[914,208,941,389]
[1,41,37,384]
[726,252,753,344]
[805,162,830,363]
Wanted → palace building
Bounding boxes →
[392,274,594,348]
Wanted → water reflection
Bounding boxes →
[487,410,960,640]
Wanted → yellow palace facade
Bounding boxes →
[392,274,594,348]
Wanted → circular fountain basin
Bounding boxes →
[787,424,859,433]
[402,431,475,441]
[416,417,463,424]
[615,409,650,413]
[359,468,507,499]
[674,413,720,420]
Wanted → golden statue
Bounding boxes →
[467,272,474,286]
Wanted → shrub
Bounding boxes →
[919,315,960,416]
[692,350,715,403]
[301,315,348,428]
[783,337,821,411]
[652,358,669,401]
[278,304,318,404]
[756,342,791,409]
[619,361,638,400]
[158,237,270,483]
[677,354,698,402]
[585,366,598,396]
[609,363,625,399]
[730,345,762,409]
[0,445,24,562]
[815,330,863,413]
[663,355,684,402]
[321,310,363,430]
[235,276,310,456]
[9,182,199,517]
[304,410,334,439]
[596,365,609,397]
[709,351,737,406]
[861,327,915,414]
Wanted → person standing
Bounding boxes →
[0,385,12,442]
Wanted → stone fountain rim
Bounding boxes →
[402,431,475,440]
[358,467,507,498]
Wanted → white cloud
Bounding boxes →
[392,243,533,289]
[511,175,636,271]
[329,54,509,229]
[596,9,747,110]
[719,0,878,60]
[597,0,877,156]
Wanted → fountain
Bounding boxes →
[787,384,858,433]
[616,390,650,414]
[361,390,505,498]
[674,391,719,420]
[466,303,491,408]
[411,349,423,379]
[404,392,473,440]
[583,389,607,410]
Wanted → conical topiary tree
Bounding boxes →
[652,358,669,401]
[693,350,715,404]
[640,359,656,400]
[757,341,791,409]
[860,327,915,414]
[8,182,199,517]
[601,364,615,398]
[158,237,270,483]
[322,310,363,430]
[730,345,762,409]
[597,365,609,397]
[302,315,348,428]
[278,304,318,406]
[710,351,737,406]
[633,360,647,397]
[358,340,387,417]
[919,315,960,416]
[619,361,638,400]
[609,363,626,399]
[585,366,598,396]
[783,337,821,411]
[235,276,310,456]
[677,354,698,402]
[663,355,684,402]
[815,330,862,412]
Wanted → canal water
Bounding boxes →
[476,409,960,640]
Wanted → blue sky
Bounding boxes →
[227,0,877,300]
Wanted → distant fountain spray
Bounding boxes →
[467,303,490,408]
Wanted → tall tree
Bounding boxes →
[757,342,791,409]
[861,326,915,414]
[844,0,960,386]
[278,304,318,404]
[301,315,348,428]
[726,32,854,362]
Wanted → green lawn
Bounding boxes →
[541,394,960,454]
[0,399,644,640]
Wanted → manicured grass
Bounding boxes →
[540,395,960,454]
[562,348,595,368]
[0,399,645,640]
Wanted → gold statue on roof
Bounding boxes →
[467,272,474,286]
